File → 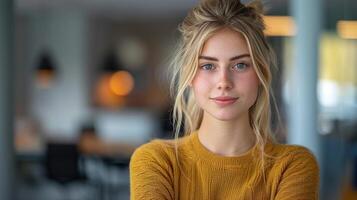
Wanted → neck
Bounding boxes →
[197,112,256,157]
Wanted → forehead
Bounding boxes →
[200,28,249,59]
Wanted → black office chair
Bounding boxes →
[45,143,95,200]
[45,143,85,183]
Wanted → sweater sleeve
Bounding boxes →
[274,147,320,200]
[129,141,174,200]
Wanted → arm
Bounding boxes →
[130,142,174,200]
[274,147,320,200]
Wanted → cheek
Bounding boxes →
[237,71,260,98]
[192,74,211,96]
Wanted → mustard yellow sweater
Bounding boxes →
[130,131,319,200]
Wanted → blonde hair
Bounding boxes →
[170,0,277,181]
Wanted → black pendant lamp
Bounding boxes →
[36,52,56,88]
[102,52,123,73]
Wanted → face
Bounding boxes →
[191,28,260,122]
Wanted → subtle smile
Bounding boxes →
[210,96,239,106]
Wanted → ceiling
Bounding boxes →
[15,0,287,20]
[16,0,198,20]
[15,0,356,25]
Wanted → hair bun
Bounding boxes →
[179,0,265,39]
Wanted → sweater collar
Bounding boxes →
[189,131,272,168]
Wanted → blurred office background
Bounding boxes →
[0,0,356,199]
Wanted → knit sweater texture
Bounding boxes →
[130,131,319,200]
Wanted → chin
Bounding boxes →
[210,111,244,122]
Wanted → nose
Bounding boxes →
[217,68,233,90]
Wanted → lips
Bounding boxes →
[210,96,239,106]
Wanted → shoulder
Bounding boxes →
[130,139,172,165]
[268,143,320,199]
[130,135,192,168]
[271,143,318,165]
[268,143,319,178]
[129,139,181,199]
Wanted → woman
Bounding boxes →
[130,0,319,199]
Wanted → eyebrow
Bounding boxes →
[198,54,250,61]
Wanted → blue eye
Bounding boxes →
[201,64,215,70]
[233,63,248,71]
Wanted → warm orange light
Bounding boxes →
[36,69,55,88]
[337,20,357,39]
[109,70,134,96]
[264,16,296,36]
[95,74,125,108]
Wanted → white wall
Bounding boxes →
[27,10,90,139]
